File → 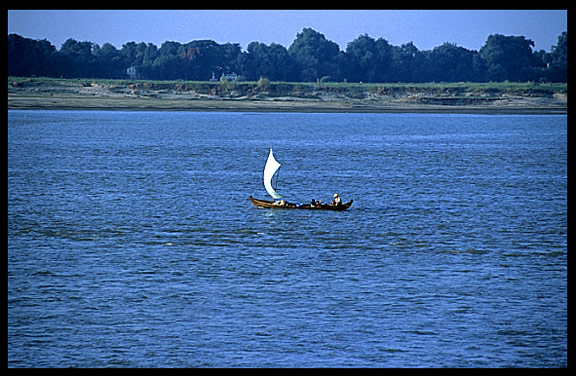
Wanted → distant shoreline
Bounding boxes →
[8,77,567,115]
[7,96,567,115]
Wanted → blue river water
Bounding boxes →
[8,110,566,367]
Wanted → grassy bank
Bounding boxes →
[8,77,567,114]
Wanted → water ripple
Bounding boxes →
[9,111,566,367]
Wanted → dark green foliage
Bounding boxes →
[7,28,567,83]
[239,42,296,81]
[480,34,541,82]
[343,34,393,83]
[547,32,567,82]
[288,28,340,81]
[8,34,56,77]
[420,43,486,82]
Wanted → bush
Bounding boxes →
[256,77,270,92]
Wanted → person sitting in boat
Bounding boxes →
[310,199,317,207]
[332,193,342,206]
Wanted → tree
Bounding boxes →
[220,42,242,75]
[120,41,148,68]
[7,30,568,84]
[389,42,422,82]
[421,42,485,82]
[547,31,567,82]
[288,28,340,82]
[178,40,239,81]
[158,41,181,57]
[344,34,393,82]
[239,42,296,81]
[148,54,180,80]
[479,34,539,82]
[8,34,57,77]
[57,38,96,77]
[93,42,125,78]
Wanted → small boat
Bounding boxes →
[249,196,353,211]
[249,143,353,211]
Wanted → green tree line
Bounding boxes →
[8,28,567,83]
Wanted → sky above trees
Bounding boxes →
[8,10,567,52]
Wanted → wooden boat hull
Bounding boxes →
[249,196,353,211]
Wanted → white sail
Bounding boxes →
[263,148,282,199]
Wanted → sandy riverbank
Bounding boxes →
[8,78,567,114]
